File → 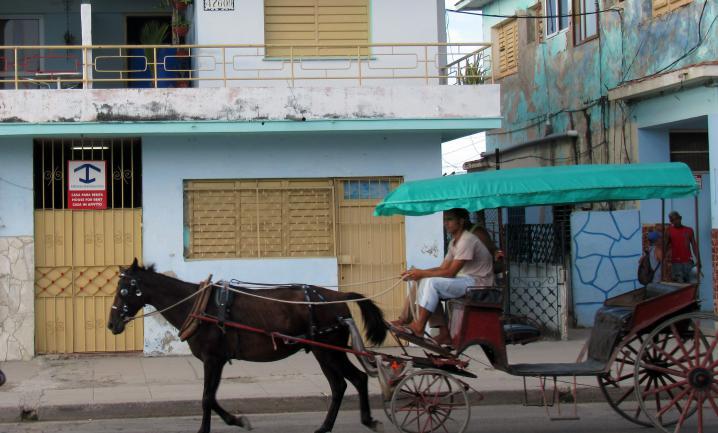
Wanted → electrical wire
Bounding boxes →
[446,7,617,19]
[0,176,33,191]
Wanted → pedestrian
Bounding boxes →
[638,226,663,284]
[666,211,700,283]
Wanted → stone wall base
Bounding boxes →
[0,236,34,360]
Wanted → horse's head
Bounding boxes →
[108,258,150,335]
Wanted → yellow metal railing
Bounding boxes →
[0,42,491,89]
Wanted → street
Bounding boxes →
[1,403,715,433]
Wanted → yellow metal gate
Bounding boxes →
[336,178,405,339]
[33,138,143,354]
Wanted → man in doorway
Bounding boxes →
[399,208,494,345]
[667,211,700,283]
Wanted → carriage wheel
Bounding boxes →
[390,369,470,433]
[634,312,718,433]
[599,333,656,426]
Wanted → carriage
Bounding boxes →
[368,162,718,433]
[108,162,716,433]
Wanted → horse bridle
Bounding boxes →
[112,273,144,323]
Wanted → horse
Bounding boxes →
[107,259,387,433]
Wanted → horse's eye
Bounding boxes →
[120,288,129,297]
[135,290,142,297]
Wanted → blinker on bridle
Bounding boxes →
[111,273,143,322]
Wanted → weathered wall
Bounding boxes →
[0,85,500,124]
[480,0,718,164]
[141,132,444,355]
[0,236,34,361]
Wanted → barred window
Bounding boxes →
[184,179,335,259]
[670,132,708,173]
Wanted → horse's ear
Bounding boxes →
[130,258,139,270]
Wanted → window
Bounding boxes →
[184,179,335,259]
[653,0,692,17]
[574,0,598,45]
[494,18,519,78]
[669,132,708,173]
[545,0,570,37]
[0,17,41,84]
[264,0,370,57]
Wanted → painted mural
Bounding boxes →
[571,210,642,326]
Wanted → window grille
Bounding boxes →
[670,132,708,173]
[184,179,335,259]
[264,0,370,57]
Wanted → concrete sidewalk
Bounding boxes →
[0,330,604,422]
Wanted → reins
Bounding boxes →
[121,274,403,323]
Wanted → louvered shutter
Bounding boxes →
[185,179,335,259]
[497,19,519,78]
[264,0,369,57]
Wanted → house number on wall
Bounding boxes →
[204,0,234,11]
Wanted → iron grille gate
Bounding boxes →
[505,223,568,338]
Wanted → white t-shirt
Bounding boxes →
[445,230,494,287]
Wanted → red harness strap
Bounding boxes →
[191,313,374,359]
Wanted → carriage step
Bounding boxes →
[508,359,606,377]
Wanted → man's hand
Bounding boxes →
[401,269,421,281]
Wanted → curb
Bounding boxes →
[1,388,610,423]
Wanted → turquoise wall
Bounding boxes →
[480,0,718,156]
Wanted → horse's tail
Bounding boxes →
[344,293,387,346]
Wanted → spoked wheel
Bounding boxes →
[634,312,718,433]
[599,333,658,426]
[390,369,470,433]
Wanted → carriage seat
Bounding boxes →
[463,287,541,345]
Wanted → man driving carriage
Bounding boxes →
[393,208,494,345]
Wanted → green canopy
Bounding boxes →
[374,163,698,216]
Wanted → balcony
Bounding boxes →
[0,42,491,89]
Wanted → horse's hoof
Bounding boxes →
[365,420,383,433]
[238,415,252,431]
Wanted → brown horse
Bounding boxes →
[107,259,387,433]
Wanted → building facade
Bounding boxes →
[457,0,717,319]
[0,0,500,359]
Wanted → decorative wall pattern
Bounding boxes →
[571,211,642,327]
[0,236,34,360]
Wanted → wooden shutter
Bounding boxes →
[264,0,369,57]
[497,18,519,78]
[184,179,335,259]
[653,0,691,16]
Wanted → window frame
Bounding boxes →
[544,0,571,39]
[573,0,599,46]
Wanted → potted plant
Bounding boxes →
[172,16,191,40]
[172,0,192,11]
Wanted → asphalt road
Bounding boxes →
[1,403,715,433]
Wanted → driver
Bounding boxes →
[397,208,493,345]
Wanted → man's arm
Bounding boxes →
[402,259,466,281]
[690,229,701,266]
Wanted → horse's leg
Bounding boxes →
[313,349,348,433]
[201,357,252,431]
[334,352,381,432]
[199,357,224,433]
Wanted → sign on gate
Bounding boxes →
[68,160,107,209]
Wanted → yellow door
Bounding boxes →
[33,137,143,354]
[336,178,405,344]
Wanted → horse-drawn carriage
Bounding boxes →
[109,163,716,433]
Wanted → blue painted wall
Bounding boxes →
[571,210,642,326]
[0,137,33,237]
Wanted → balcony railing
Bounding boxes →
[0,42,491,89]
